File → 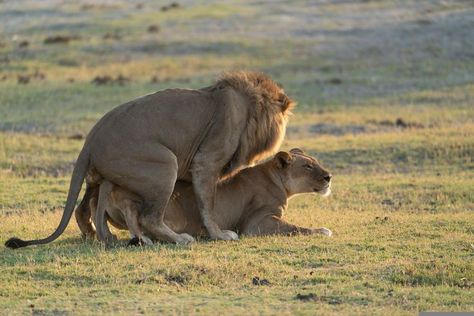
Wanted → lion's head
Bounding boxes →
[273,148,332,197]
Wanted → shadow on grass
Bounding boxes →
[0,233,221,267]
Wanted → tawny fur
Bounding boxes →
[84,149,333,244]
[5,71,294,249]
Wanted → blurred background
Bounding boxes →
[1,0,473,130]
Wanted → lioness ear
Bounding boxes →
[290,148,305,155]
[275,151,293,168]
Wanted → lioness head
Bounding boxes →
[274,148,332,197]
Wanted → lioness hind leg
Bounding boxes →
[76,170,104,240]
[75,184,99,240]
[122,199,153,246]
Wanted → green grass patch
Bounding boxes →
[1,0,474,314]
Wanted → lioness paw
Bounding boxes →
[141,236,153,245]
[222,230,239,241]
[315,227,332,237]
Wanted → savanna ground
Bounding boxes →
[0,0,473,314]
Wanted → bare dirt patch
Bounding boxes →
[44,35,81,45]
[147,25,160,33]
[16,71,46,85]
[80,3,120,11]
[18,40,29,48]
[92,75,130,86]
[17,75,30,85]
[161,3,181,12]
[287,117,426,139]
[165,274,188,286]
[252,276,270,286]
[295,293,317,302]
[103,32,121,40]
[295,293,342,304]
[372,118,425,129]
[67,133,84,140]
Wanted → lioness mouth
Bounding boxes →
[316,185,331,197]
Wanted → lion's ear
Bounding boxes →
[275,151,293,168]
[290,148,305,155]
[279,94,296,113]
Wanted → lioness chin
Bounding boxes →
[87,148,333,245]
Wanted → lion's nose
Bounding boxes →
[324,174,332,182]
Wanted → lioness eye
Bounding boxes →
[305,164,313,170]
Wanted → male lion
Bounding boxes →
[5,71,294,249]
[83,148,333,244]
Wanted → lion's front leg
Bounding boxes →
[191,167,239,241]
[242,214,332,237]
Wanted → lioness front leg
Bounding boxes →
[242,215,332,237]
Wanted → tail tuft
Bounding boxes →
[127,237,141,247]
[5,237,29,249]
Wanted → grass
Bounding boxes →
[0,0,473,314]
[0,176,472,314]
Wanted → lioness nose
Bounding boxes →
[324,174,332,182]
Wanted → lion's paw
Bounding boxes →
[141,236,153,245]
[175,233,195,245]
[222,230,239,241]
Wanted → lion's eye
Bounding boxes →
[304,164,313,170]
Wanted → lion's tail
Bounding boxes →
[5,147,90,249]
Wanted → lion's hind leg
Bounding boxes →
[96,144,194,244]
[92,180,118,245]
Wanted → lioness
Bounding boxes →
[88,148,333,244]
[6,72,294,249]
